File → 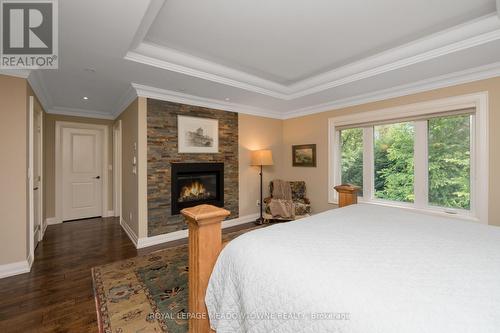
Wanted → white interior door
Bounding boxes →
[28,96,36,260]
[62,127,103,221]
[33,108,42,245]
[113,121,122,218]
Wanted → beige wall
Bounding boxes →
[0,75,29,265]
[282,77,500,226]
[117,97,148,239]
[238,113,284,216]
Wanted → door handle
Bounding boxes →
[33,187,39,190]
[95,176,101,179]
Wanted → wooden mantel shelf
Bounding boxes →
[181,204,230,333]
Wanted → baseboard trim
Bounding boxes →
[105,210,115,217]
[0,260,31,279]
[120,218,139,247]
[41,221,48,240]
[46,217,62,225]
[27,253,34,269]
[136,213,259,249]
[221,213,259,229]
[137,229,187,249]
[39,219,47,242]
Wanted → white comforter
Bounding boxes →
[205,204,500,333]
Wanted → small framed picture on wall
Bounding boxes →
[178,115,219,153]
[292,144,316,167]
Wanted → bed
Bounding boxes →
[201,204,500,333]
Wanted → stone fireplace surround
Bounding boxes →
[147,99,239,237]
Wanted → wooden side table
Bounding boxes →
[334,184,360,208]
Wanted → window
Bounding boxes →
[374,122,414,203]
[329,93,488,223]
[340,128,363,196]
[428,115,471,210]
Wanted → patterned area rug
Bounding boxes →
[92,225,263,333]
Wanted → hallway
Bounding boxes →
[0,218,152,332]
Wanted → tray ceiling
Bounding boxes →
[7,0,500,120]
[146,0,495,84]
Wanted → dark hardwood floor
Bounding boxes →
[0,217,255,332]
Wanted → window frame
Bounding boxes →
[328,92,489,224]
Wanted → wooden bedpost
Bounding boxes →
[334,184,360,208]
[181,204,230,333]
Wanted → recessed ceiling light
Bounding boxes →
[82,96,89,100]
[225,97,230,101]
[84,67,96,73]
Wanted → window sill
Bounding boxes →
[330,198,482,224]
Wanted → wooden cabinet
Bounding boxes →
[334,184,360,208]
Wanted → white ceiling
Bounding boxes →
[146,0,495,84]
[7,0,500,119]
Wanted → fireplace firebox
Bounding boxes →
[171,163,224,215]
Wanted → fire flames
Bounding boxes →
[179,181,212,202]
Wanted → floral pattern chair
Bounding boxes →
[263,180,312,222]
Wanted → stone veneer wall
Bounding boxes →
[147,99,239,236]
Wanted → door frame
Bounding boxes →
[55,121,109,223]
[28,97,34,267]
[113,120,122,218]
[28,97,44,268]
[35,105,44,241]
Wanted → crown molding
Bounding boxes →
[27,70,53,111]
[47,106,115,120]
[39,61,500,122]
[132,83,283,119]
[129,0,166,50]
[23,63,500,122]
[288,14,500,98]
[0,69,32,78]
[283,61,500,119]
[111,84,138,119]
[127,13,500,100]
[126,43,288,99]
[29,70,135,120]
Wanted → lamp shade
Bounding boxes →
[250,149,273,166]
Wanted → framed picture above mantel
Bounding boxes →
[292,144,316,167]
[178,115,219,153]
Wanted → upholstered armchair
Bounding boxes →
[263,180,312,222]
